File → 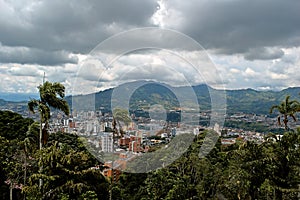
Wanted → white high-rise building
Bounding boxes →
[101,132,113,152]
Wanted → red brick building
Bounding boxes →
[129,136,142,153]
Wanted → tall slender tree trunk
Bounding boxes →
[39,114,43,189]
[284,115,288,130]
[297,184,300,200]
[10,183,13,200]
[109,162,114,200]
[24,156,26,186]
[23,154,27,200]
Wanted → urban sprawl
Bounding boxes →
[2,102,299,181]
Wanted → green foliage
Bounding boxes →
[113,129,300,199]
[2,91,300,199]
[28,81,69,145]
[37,81,70,116]
[112,108,132,136]
[129,83,180,110]
[224,120,269,132]
[270,95,300,130]
[66,82,300,115]
[80,190,98,200]
[113,108,132,126]
[0,111,37,199]
[0,110,33,140]
[23,133,109,199]
[0,109,109,199]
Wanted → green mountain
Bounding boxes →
[69,81,300,115]
[1,81,298,115]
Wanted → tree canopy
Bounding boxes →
[270,95,300,130]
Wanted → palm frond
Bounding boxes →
[38,81,69,116]
[290,114,297,122]
[270,105,280,114]
[277,116,281,126]
[285,95,291,107]
[39,103,50,122]
[52,82,66,98]
[28,99,39,113]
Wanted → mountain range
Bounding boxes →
[69,81,300,115]
[1,81,300,115]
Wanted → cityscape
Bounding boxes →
[2,96,300,182]
[1,0,300,199]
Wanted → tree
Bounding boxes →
[270,95,300,130]
[28,81,69,190]
[19,122,39,200]
[0,110,33,141]
[23,134,109,199]
[28,81,69,146]
[0,111,35,200]
[112,108,131,138]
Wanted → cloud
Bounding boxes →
[68,49,224,94]
[0,0,300,94]
[7,64,44,77]
[1,46,300,94]
[211,48,300,90]
[1,0,299,61]
[155,0,300,58]
[244,67,257,77]
[0,43,78,65]
[0,73,43,93]
[244,47,284,61]
[0,0,158,54]
[269,72,288,80]
[229,68,241,74]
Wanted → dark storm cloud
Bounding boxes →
[0,0,158,54]
[1,0,299,65]
[165,0,300,59]
[244,47,284,61]
[0,44,78,65]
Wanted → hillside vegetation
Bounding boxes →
[69,81,300,115]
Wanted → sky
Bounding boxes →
[0,0,300,96]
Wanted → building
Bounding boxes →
[119,137,130,147]
[102,153,133,182]
[102,161,122,182]
[101,132,113,152]
[129,135,142,153]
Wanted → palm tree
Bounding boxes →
[28,81,69,189]
[28,81,69,147]
[270,95,300,130]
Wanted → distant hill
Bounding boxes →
[0,99,25,106]
[226,87,300,114]
[0,92,39,102]
[1,82,299,115]
[68,81,300,115]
